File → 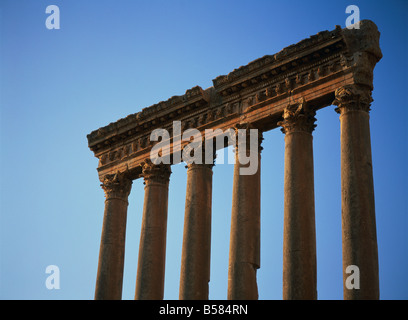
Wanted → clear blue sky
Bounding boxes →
[0,0,407,300]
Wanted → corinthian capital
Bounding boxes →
[278,98,316,134]
[101,170,132,200]
[332,85,373,114]
[141,159,171,185]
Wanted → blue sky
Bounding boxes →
[0,0,407,300]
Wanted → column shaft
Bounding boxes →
[95,172,132,300]
[228,127,262,300]
[334,85,379,299]
[179,163,213,300]
[279,101,317,300]
[135,162,171,300]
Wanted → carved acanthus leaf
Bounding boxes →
[332,85,372,114]
[278,98,316,134]
[141,159,171,185]
[101,170,132,200]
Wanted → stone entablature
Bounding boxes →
[87,20,381,182]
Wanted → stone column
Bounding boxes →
[228,125,263,300]
[179,151,214,299]
[333,85,379,300]
[279,99,317,300]
[135,161,171,300]
[95,171,132,300]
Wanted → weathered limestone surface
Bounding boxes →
[179,162,213,300]
[95,171,132,300]
[135,161,171,300]
[333,84,379,299]
[279,101,317,300]
[228,127,262,300]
